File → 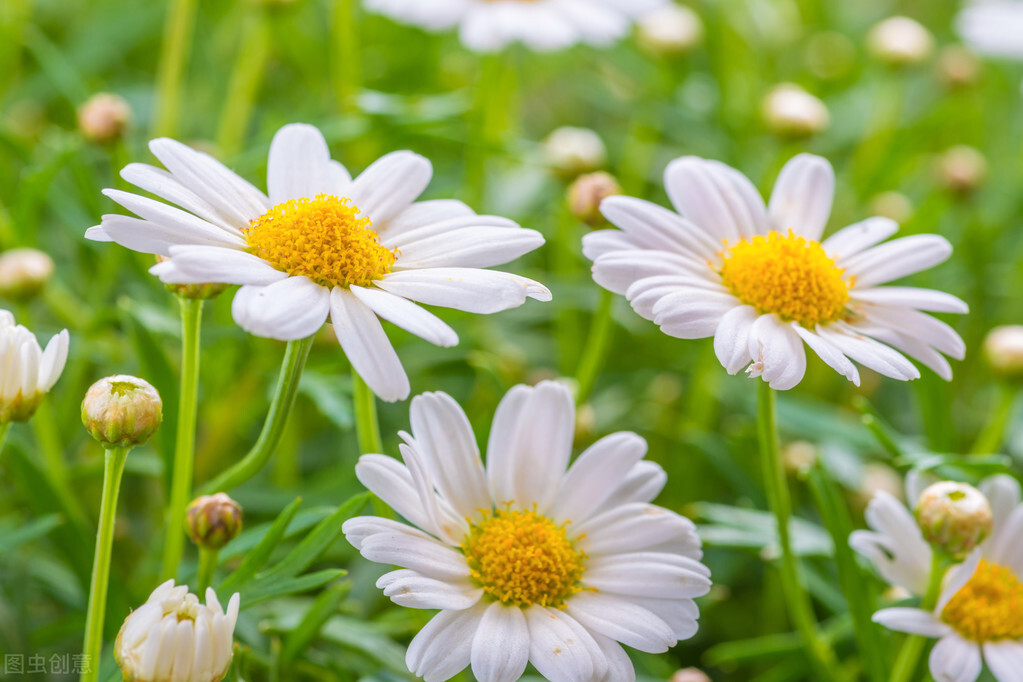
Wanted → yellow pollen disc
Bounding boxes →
[941,559,1023,642]
[461,509,585,608]
[718,229,851,328]
[244,195,396,288]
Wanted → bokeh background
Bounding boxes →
[0,0,1021,679]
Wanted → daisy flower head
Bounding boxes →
[0,310,69,424]
[363,0,668,53]
[583,153,967,390]
[86,123,550,402]
[343,381,710,682]
[956,1,1023,60]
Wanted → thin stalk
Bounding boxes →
[216,8,271,158]
[0,421,10,458]
[971,383,1016,454]
[199,335,314,494]
[153,0,198,138]
[757,382,838,681]
[574,289,615,405]
[81,445,131,682]
[464,55,507,208]
[888,553,945,682]
[352,369,382,455]
[161,297,203,581]
[331,0,360,113]
[197,547,218,594]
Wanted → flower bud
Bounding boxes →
[0,311,69,423]
[762,84,830,137]
[671,669,712,682]
[543,127,607,177]
[567,171,621,227]
[82,375,163,448]
[636,5,704,56]
[782,440,816,474]
[867,17,934,66]
[869,191,913,224]
[186,493,243,550]
[153,255,230,300]
[939,45,981,89]
[115,580,239,682]
[915,481,993,557]
[78,93,131,144]
[0,248,54,302]
[983,326,1023,379]
[937,145,987,195]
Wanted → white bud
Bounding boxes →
[637,5,704,56]
[762,84,830,137]
[671,668,712,682]
[0,248,54,302]
[915,481,993,558]
[115,580,240,682]
[983,326,1023,379]
[868,16,934,66]
[0,310,69,423]
[543,127,607,177]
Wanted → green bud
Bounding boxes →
[186,493,243,550]
[915,481,993,558]
[82,375,163,448]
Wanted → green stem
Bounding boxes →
[971,383,1016,454]
[161,297,203,581]
[81,446,131,682]
[152,0,198,138]
[0,421,10,458]
[464,55,507,208]
[888,553,945,682]
[756,382,838,681]
[352,368,382,455]
[197,547,218,594]
[199,335,314,494]
[574,289,615,405]
[331,0,360,113]
[216,8,271,158]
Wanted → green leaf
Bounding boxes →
[0,514,63,553]
[695,503,834,557]
[240,569,346,607]
[279,581,352,667]
[220,497,303,593]
[220,505,334,562]
[320,615,411,674]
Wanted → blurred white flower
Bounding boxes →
[543,126,607,176]
[636,4,704,55]
[584,153,966,390]
[0,310,69,423]
[867,16,934,65]
[88,123,550,402]
[343,381,710,682]
[0,248,55,302]
[956,0,1023,59]
[115,580,240,682]
[984,325,1023,378]
[363,0,668,52]
[761,83,830,137]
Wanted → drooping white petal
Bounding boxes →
[713,304,759,374]
[982,640,1023,682]
[377,569,483,610]
[376,268,550,313]
[120,163,242,233]
[38,329,69,391]
[596,195,722,259]
[349,286,458,347]
[872,608,952,637]
[358,532,470,581]
[525,606,608,682]
[929,635,983,682]
[155,245,289,286]
[407,605,485,682]
[231,277,331,341]
[746,314,807,390]
[795,325,860,386]
[470,603,530,682]
[352,455,432,531]
[329,288,410,402]
[565,591,676,653]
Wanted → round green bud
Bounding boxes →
[915,481,993,558]
[82,375,163,448]
[186,493,243,550]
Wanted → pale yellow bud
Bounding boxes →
[915,481,993,558]
[869,191,913,224]
[762,84,830,137]
[782,440,816,474]
[82,375,163,448]
[637,5,704,56]
[670,668,712,682]
[78,93,131,144]
[983,326,1023,379]
[544,127,607,177]
[937,145,987,194]
[567,171,621,227]
[939,45,981,88]
[0,248,54,302]
[868,17,934,66]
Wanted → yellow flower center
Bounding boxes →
[718,229,851,328]
[941,559,1023,641]
[244,195,396,288]
[461,509,585,608]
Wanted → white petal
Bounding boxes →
[652,292,735,340]
[575,503,701,558]
[347,151,433,224]
[359,532,470,580]
[583,552,712,600]
[591,249,711,296]
[767,154,834,241]
[747,314,807,390]
[231,277,330,341]
[407,605,484,682]
[929,635,982,682]
[266,123,335,204]
[851,286,969,314]
[377,267,550,313]
[380,199,476,238]
[872,608,952,637]
[592,633,636,682]
[349,286,458,347]
[98,214,242,256]
[120,163,241,232]
[843,235,953,287]
[85,225,113,241]
[353,455,432,530]
[664,156,765,243]
[565,591,676,653]
[982,640,1023,682]
[937,550,983,612]
[329,288,410,402]
[713,304,758,374]
[38,329,69,391]
[823,217,899,261]
[393,225,545,270]
[596,195,722,259]
[548,432,648,524]
[980,474,1021,547]
[399,442,468,545]
[604,461,667,507]
[816,323,920,381]
[794,325,860,386]
[525,606,607,682]
[156,245,289,285]
[342,515,434,550]
[377,569,482,610]
[470,603,530,682]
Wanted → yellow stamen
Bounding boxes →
[718,229,851,328]
[461,508,585,608]
[941,559,1023,641]
[244,195,396,288]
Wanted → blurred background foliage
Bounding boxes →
[0,0,1021,679]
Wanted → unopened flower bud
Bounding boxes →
[636,5,704,56]
[82,375,163,448]
[115,580,239,682]
[153,255,229,300]
[868,17,934,66]
[762,84,830,137]
[567,171,621,226]
[186,493,243,550]
[983,326,1023,379]
[0,248,54,302]
[0,311,68,424]
[782,440,816,474]
[78,93,131,144]
[939,46,981,89]
[915,481,993,557]
[937,145,987,195]
[869,191,913,224]
[671,668,712,682]
[544,127,607,177]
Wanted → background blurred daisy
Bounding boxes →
[343,381,709,681]
[88,123,550,402]
[584,153,967,390]
[956,0,1023,59]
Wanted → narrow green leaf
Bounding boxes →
[280,581,351,667]
[241,569,346,607]
[0,514,64,553]
[220,506,334,562]
[220,497,302,593]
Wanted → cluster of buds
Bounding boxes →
[186,493,244,551]
[915,481,993,558]
[82,375,163,448]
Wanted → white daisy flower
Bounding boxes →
[851,474,1020,597]
[86,123,550,402]
[114,579,240,682]
[956,1,1023,60]
[342,381,710,682]
[363,0,668,53]
[583,153,967,390]
[0,309,69,424]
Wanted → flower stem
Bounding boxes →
[81,445,131,682]
[152,0,198,138]
[161,297,203,581]
[199,335,314,494]
[464,55,508,208]
[351,368,382,455]
[887,553,945,682]
[216,6,271,158]
[971,383,1016,454]
[197,547,218,594]
[331,0,361,113]
[0,421,11,459]
[756,382,838,681]
[574,289,615,405]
